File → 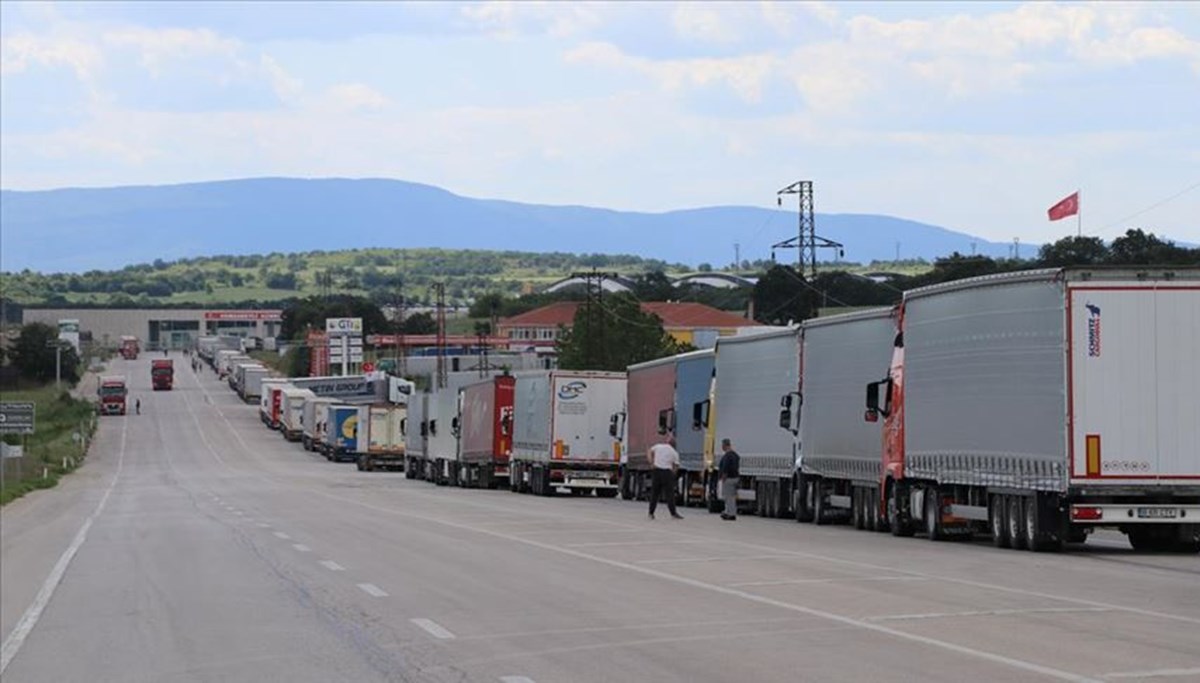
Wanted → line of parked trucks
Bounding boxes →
[201,268,1199,553]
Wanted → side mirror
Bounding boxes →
[420,421,428,437]
[609,414,618,438]
[865,378,892,418]
[451,417,460,438]
[692,400,710,430]
[657,409,670,435]
[400,418,407,436]
[778,407,792,431]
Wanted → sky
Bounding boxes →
[2,1,1198,245]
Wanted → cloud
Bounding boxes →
[458,1,604,39]
[566,41,778,103]
[101,27,239,77]
[1,31,102,81]
[325,83,387,112]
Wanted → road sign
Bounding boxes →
[362,362,375,372]
[326,318,363,335]
[0,402,36,435]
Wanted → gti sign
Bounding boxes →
[326,318,363,335]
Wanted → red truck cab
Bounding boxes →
[151,359,174,391]
[98,377,128,415]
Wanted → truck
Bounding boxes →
[119,336,140,360]
[453,374,515,488]
[323,404,367,463]
[779,308,895,526]
[707,327,800,518]
[97,376,128,415]
[280,387,316,441]
[302,397,338,452]
[260,379,291,429]
[620,356,675,501]
[357,404,408,472]
[510,370,626,497]
[404,391,429,479]
[151,359,174,391]
[236,363,270,403]
[675,349,716,507]
[864,268,1200,553]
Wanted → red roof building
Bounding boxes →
[497,301,753,349]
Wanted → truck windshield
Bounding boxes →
[99,386,125,397]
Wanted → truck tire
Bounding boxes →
[925,487,945,541]
[793,474,813,523]
[812,480,829,526]
[1006,495,1028,550]
[990,495,1010,548]
[356,457,365,472]
[888,481,915,537]
[851,489,865,530]
[1173,525,1200,554]
[542,467,555,497]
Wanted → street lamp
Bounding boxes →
[45,339,71,389]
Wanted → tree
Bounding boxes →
[751,265,817,325]
[697,263,713,272]
[468,292,505,319]
[265,272,298,290]
[556,293,687,371]
[1038,236,1108,267]
[402,312,437,335]
[1107,229,1198,265]
[10,323,80,384]
[280,295,388,340]
[632,271,676,301]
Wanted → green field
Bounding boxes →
[0,384,98,506]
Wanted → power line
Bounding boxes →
[1095,180,1200,234]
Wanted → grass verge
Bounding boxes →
[0,384,98,506]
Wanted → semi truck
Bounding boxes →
[510,370,626,497]
[302,397,337,452]
[119,336,140,360]
[779,308,895,526]
[404,391,429,479]
[323,404,367,463]
[864,268,1200,552]
[453,374,515,488]
[280,387,316,441]
[236,364,270,403]
[620,356,675,501]
[675,349,716,507]
[97,376,128,415]
[151,359,174,391]
[357,404,408,472]
[260,380,291,429]
[708,328,800,517]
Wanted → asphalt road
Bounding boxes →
[2,354,1198,683]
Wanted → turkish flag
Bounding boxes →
[1048,192,1079,221]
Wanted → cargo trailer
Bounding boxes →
[620,356,675,501]
[280,387,316,441]
[357,403,408,472]
[237,364,270,403]
[302,397,337,452]
[260,380,291,429]
[322,404,367,462]
[404,391,429,479]
[708,327,799,517]
[453,374,516,488]
[865,268,1200,552]
[510,370,626,497]
[674,349,716,507]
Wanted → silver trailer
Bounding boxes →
[866,268,1200,552]
[404,391,429,480]
[709,327,799,517]
[780,308,895,525]
[510,370,626,497]
[280,387,316,441]
[240,366,271,403]
[302,397,338,452]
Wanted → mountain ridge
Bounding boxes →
[2,177,1023,272]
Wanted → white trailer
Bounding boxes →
[302,397,338,452]
[404,391,429,480]
[356,404,408,472]
[280,387,316,441]
[865,268,1200,552]
[510,370,626,497]
[709,327,799,517]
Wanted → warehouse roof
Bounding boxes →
[499,301,750,329]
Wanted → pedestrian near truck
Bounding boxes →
[718,438,740,521]
[647,436,683,520]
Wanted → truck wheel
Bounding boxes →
[1006,495,1028,550]
[793,475,813,523]
[925,487,945,541]
[812,480,829,526]
[356,457,365,471]
[1173,525,1200,554]
[620,470,633,500]
[868,488,884,532]
[888,482,914,537]
[851,489,865,530]
[597,488,618,499]
[542,467,555,497]
[990,495,1010,548]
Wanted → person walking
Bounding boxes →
[647,436,683,520]
[135,398,141,415]
[718,438,740,521]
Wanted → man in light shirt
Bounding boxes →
[647,436,683,520]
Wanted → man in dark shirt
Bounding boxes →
[717,438,740,520]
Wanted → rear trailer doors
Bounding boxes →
[1069,281,1200,484]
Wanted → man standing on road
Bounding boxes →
[647,436,683,520]
[718,438,740,521]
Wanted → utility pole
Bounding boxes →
[567,269,620,369]
[771,180,843,280]
[734,243,741,271]
[431,282,447,389]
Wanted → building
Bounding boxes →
[496,301,755,350]
[21,308,283,351]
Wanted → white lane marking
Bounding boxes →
[1103,668,1200,679]
[319,560,345,572]
[866,607,1112,622]
[637,554,797,565]
[308,493,1104,683]
[499,677,536,683]
[411,618,456,640]
[256,522,271,528]
[566,539,706,548]
[730,575,929,588]
[273,532,291,540]
[358,583,388,598]
[292,544,311,552]
[1,411,128,675]
[234,511,244,516]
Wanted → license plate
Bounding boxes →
[1137,508,1178,519]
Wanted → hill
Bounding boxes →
[0,177,1019,273]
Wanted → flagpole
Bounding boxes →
[1077,188,1082,238]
